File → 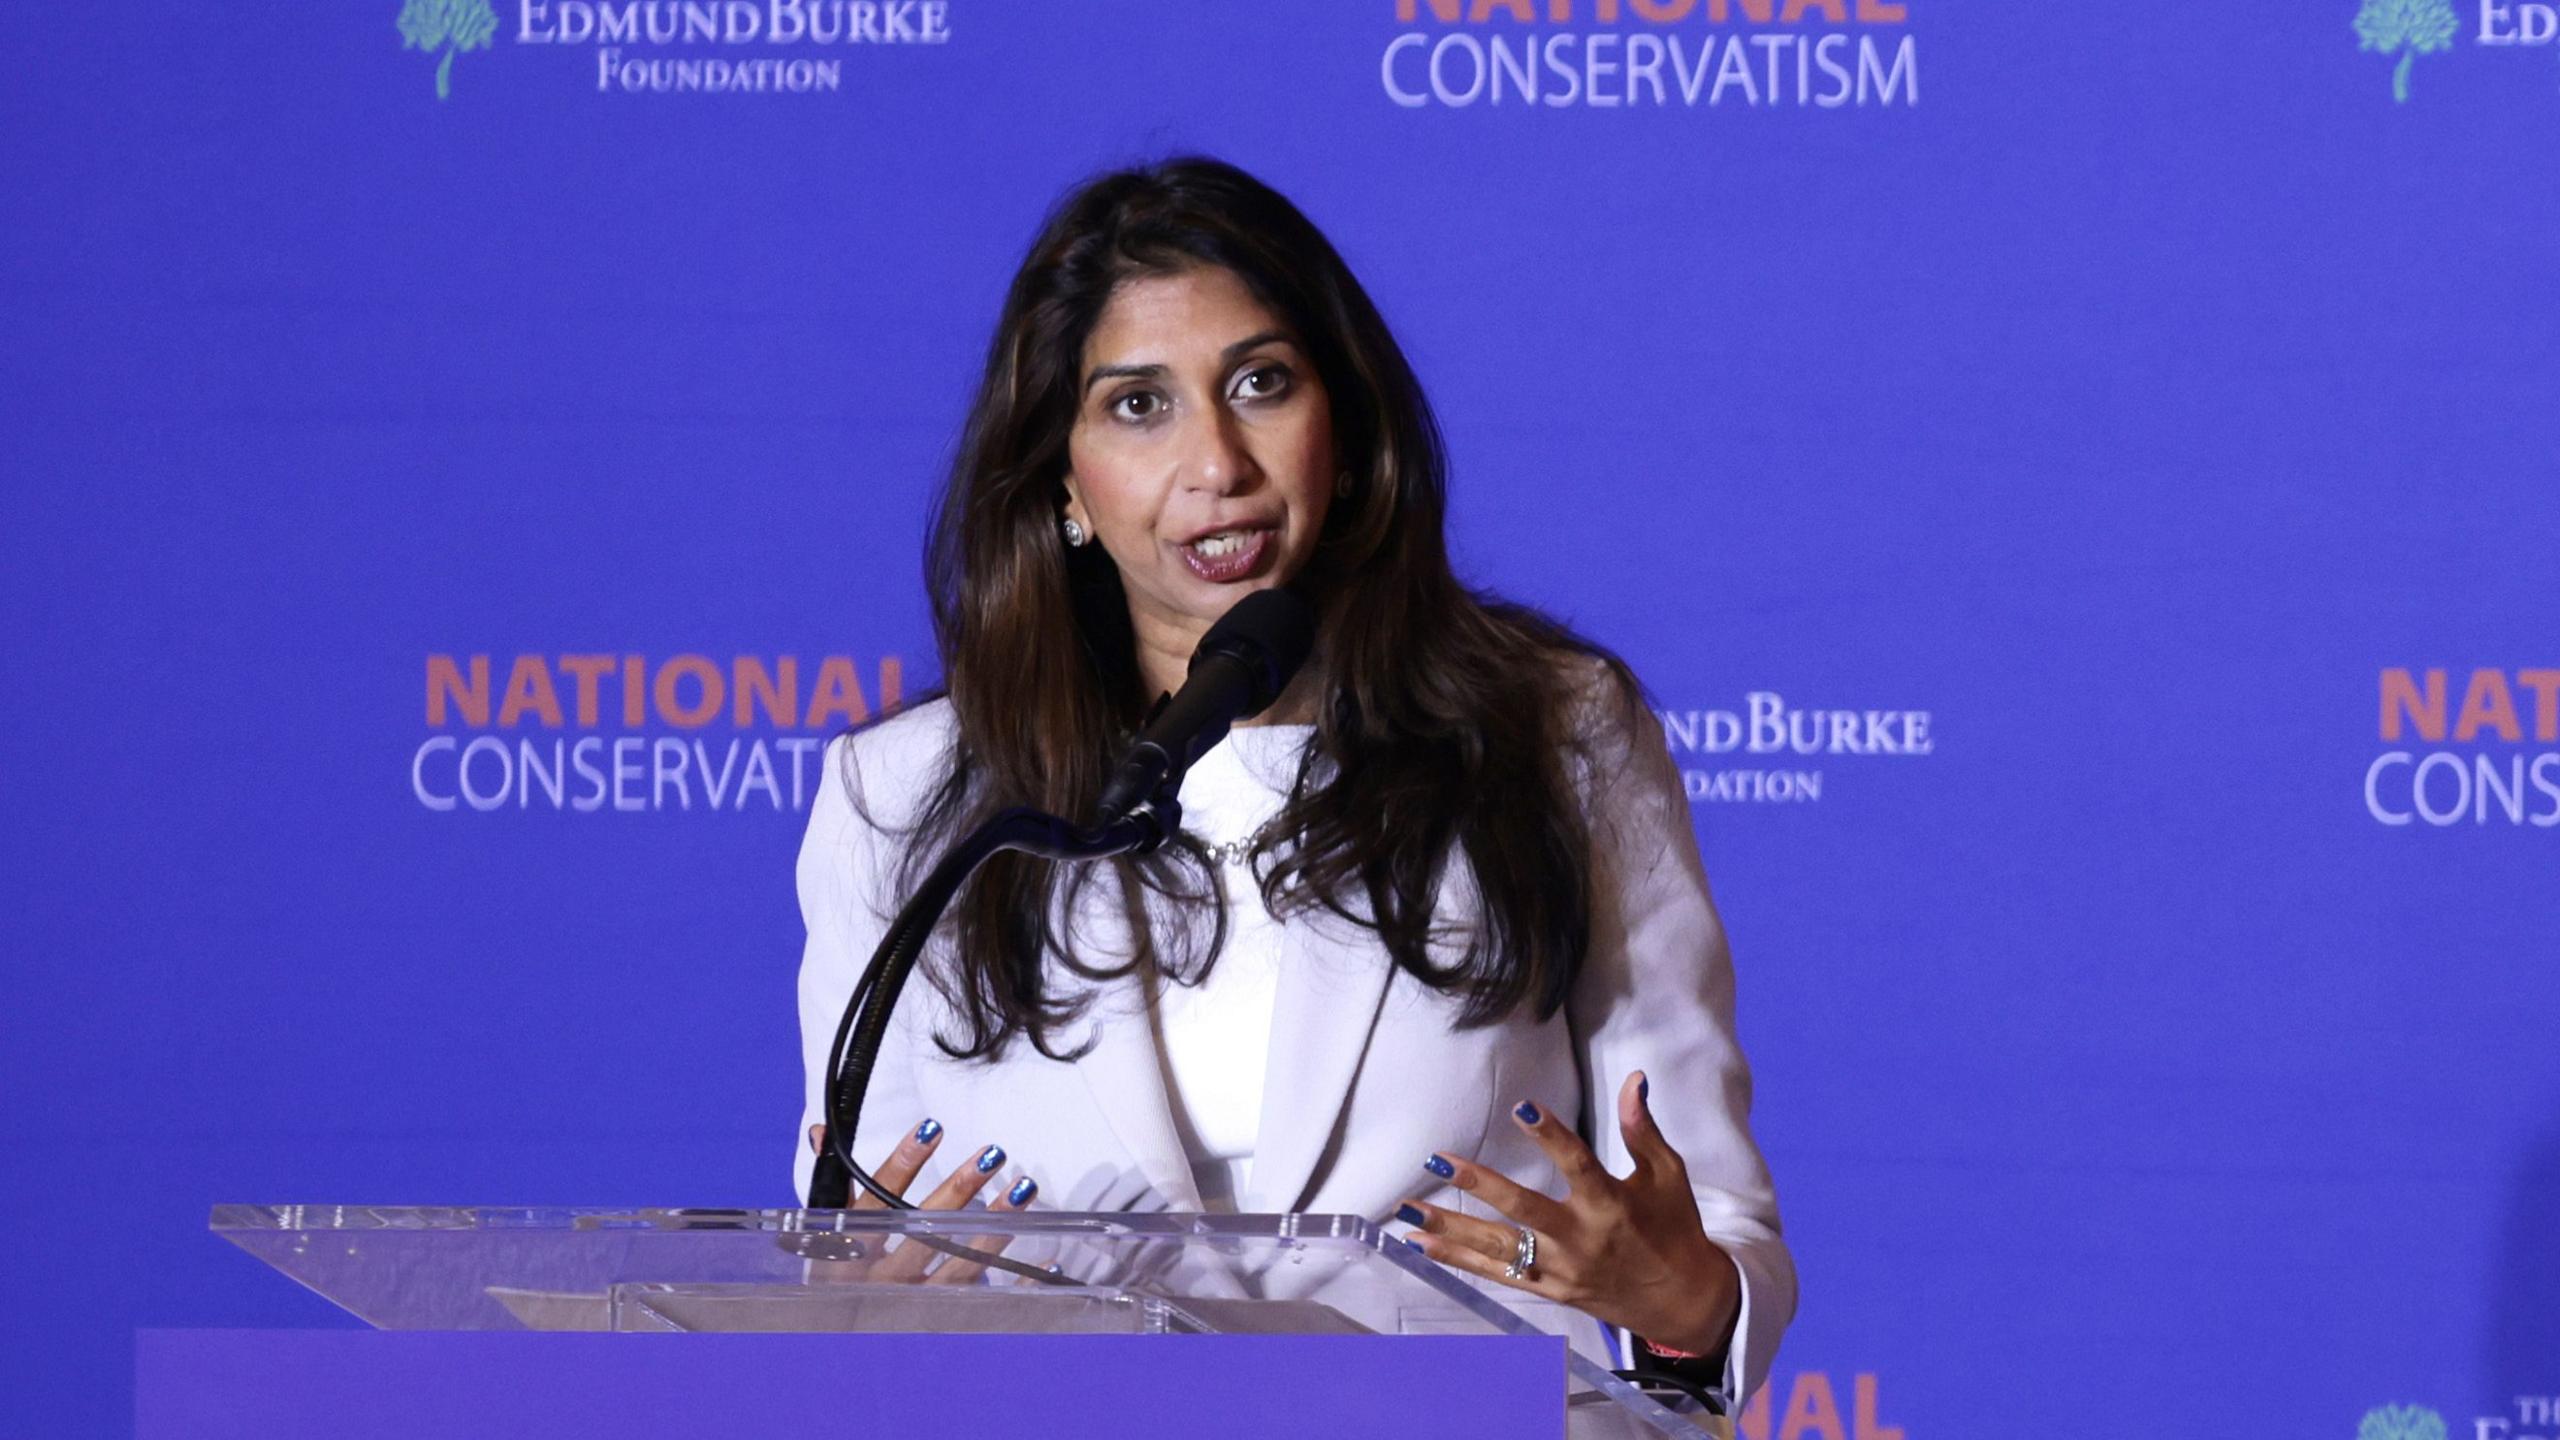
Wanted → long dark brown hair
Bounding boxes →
[881,156,1640,1061]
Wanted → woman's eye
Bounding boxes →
[1112,391,1163,421]
[1233,365,1292,401]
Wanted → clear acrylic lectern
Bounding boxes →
[213,1205,1714,1437]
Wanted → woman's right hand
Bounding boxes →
[807,1119,1037,1283]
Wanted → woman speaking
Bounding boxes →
[793,157,1794,1406]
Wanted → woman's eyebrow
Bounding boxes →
[1219,329,1293,362]
[1082,331,1298,395]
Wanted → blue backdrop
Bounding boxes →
[5,2,2556,1436]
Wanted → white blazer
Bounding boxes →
[793,689,1796,1403]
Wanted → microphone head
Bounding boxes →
[1193,586,1318,715]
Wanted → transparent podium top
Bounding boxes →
[213,1204,1711,1437]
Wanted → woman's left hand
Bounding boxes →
[1399,1070,1741,1357]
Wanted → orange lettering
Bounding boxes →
[2379,667,2446,742]
[1779,1372,1846,1440]
[1397,0,1464,19]
[1629,0,1696,19]
[879,655,904,710]
[806,657,872,729]
[426,654,490,728]
[734,657,799,728]
[559,654,614,727]
[622,653,647,726]
[1782,0,1847,19]
[2454,668,2522,743]
[1855,0,1907,19]
[1471,0,1535,17]
[496,655,564,728]
[1737,1375,1773,1440]
[655,654,724,729]
[1853,1374,1901,1440]
[1707,0,1775,20]
[2517,669,2560,742]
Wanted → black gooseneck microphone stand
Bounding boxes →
[808,586,1317,1232]
[795,585,1722,1414]
[806,800,1178,1216]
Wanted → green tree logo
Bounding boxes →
[2353,0,2460,103]
[397,0,499,101]
[2357,1406,2449,1440]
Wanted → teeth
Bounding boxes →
[1191,530,1256,557]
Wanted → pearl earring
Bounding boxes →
[1061,517,1087,547]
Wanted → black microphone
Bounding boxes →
[1096,587,1318,825]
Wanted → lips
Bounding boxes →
[1178,525,1277,584]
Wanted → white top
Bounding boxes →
[1148,723,1312,1212]
[794,685,1795,1403]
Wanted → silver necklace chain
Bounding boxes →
[1191,818,1280,866]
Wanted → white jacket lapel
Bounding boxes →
[1239,914,1394,1214]
[1070,985,1206,1211]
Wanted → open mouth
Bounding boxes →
[1178,525,1277,583]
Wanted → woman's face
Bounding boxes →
[1063,264,1335,646]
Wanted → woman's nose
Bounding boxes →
[1184,407,1259,494]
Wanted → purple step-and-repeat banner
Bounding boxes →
[5,3,2556,1437]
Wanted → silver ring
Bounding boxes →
[1503,1226,1538,1281]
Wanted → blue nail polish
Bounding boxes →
[1513,1100,1543,1126]
[1423,1154,1455,1179]
[1007,1176,1038,1206]
[914,1118,942,1144]
[1403,1238,1428,1253]
[1395,1203,1427,1227]
[977,1145,1007,1173]
[1638,1076,1650,1103]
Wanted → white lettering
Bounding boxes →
[1857,33,1917,106]
[1670,35,1714,102]
[412,736,458,811]
[1382,33,1429,106]
[1585,32,1621,107]
[1543,32,1583,105]
[740,740,784,809]
[2413,751,2469,826]
[1813,32,1853,106]
[1625,33,1666,104]
[693,738,741,807]
[1490,34,1538,103]
[1710,34,1757,104]
[571,736,608,812]
[2365,752,2415,825]
[653,736,693,809]
[1747,691,1786,753]
[612,736,646,811]
[458,736,511,812]
[1431,34,1487,107]
[1753,33,1790,100]
[780,736,823,810]
[2475,753,2526,823]
[519,740,566,808]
